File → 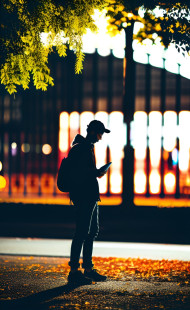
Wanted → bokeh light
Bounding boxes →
[164,172,176,193]
[149,170,161,194]
[110,172,122,194]
[134,112,147,160]
[42,144,52,155]
[21,143,30,153]
[57,110,190,197]
[134,170,146,194]
[59,112,69,152]
[0,175,6,190]
[179,111,190,172]
[70,112,80,145]
[11,142,17,156]
[149,112,162,168]
[163,111,177,152]
[109,112,126,194]
[11,142,17,149]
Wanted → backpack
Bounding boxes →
[57,157,72,192]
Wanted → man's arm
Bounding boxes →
[70,145,107,179]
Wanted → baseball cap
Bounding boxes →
[87,120,110,134]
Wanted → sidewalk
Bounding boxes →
[0,237,190,261]
[0,253,190,309]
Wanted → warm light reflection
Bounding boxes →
[11,142,17,149]
[59,112,69,152]
[70,112,80,130]
[41,173,54,194]
[110,172,122,194]
[164,172,176,193]
[0,175,6,189]
[2,109,190,199]
[134,112,147,160]
[58,110,190,197]
[70,112,80,145]
[134,170,146,194]
[42,144,52,155]
[179,111,190,172]
[149,112,162,168]
[11,174,24,194]
[163,111,177,152]
[26,175,39,194]
[58,111,125,194]
[149,170,161,194]
[21,143,30,153]
[109,112,126,194]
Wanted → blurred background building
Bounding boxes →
[0,44,190,205]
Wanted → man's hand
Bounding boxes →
[97,170,107,179]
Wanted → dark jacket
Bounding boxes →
[68,134,100,205]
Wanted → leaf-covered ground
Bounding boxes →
[0,255,190,309]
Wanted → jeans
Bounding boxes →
[69,201,99,269]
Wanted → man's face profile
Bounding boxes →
[89,131,103,143]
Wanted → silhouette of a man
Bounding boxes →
[67,120,110,284]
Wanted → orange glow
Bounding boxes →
[110,171,122,194]
[150,149,161,168]
[149,112,162,168]
[42,144,52,155]
[186,176,190,186]
[41,174,54,194]
[26,174,39,194]
[134,170,146,194]
[11,174,24,193]
[0,175,6,190]
[163,111,177,152]
[134,112,147,160]
[109,112,125,194]
[149,170,161,194]
[179,111,190,172]
[55,110,190,198]
[163,150,169,161]
[70,112,80,144]
[179,152,189,172]
[21,143,30,153]
[70,112,80,130]
[164,172,176,193]
[59,112,69,152]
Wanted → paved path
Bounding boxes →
[0,255,190,310]
[0,237,190,260]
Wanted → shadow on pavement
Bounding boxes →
[0,282,84,309]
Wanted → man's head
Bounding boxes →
[86,120,110,143]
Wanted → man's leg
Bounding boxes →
[68,202,96,272]
[82,203,99,270]
[82,203,107,282]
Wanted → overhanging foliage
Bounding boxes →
[0,0,190,94]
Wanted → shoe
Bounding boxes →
[84,269,107,282]
[68,270,92,285]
